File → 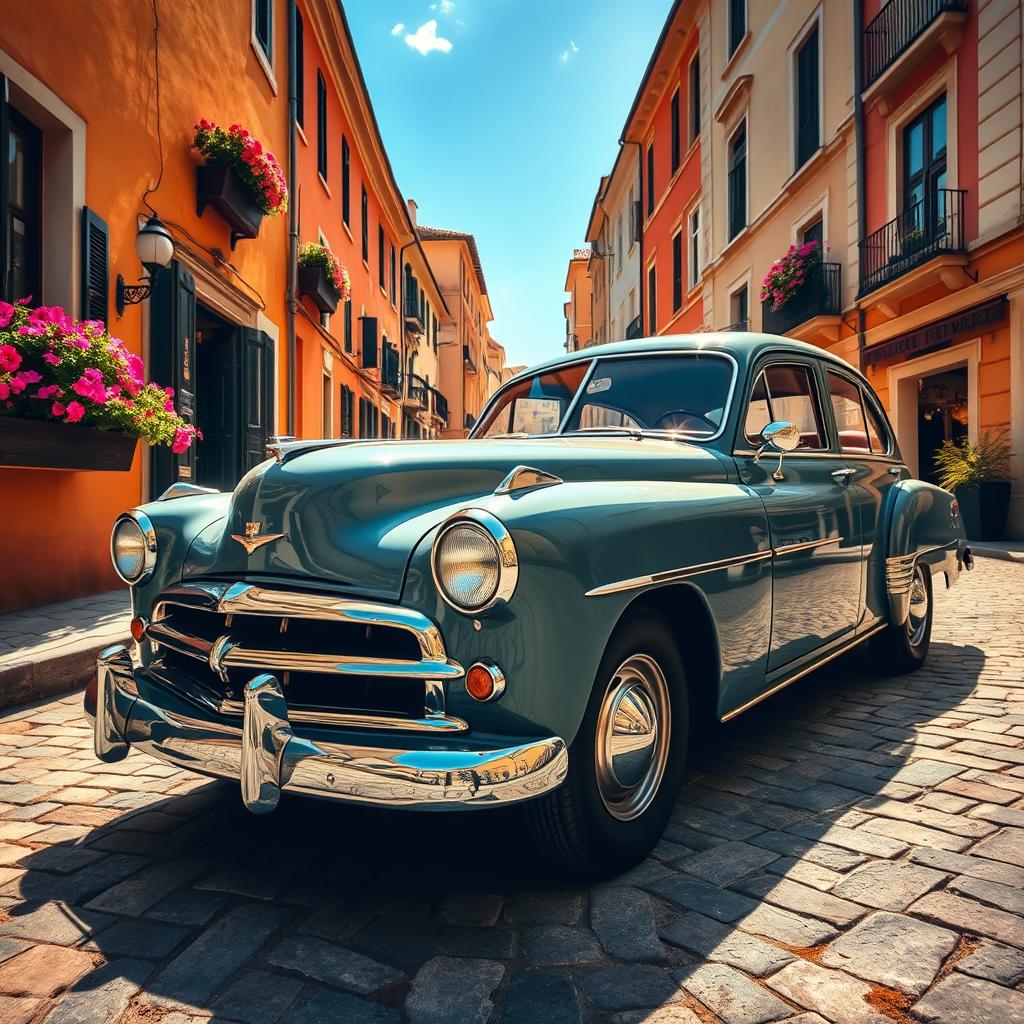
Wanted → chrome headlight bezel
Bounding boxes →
[110,511,158,585]
[431,509,519,615]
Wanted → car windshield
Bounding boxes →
[476,352,734,440]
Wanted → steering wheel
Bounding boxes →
[652,409,718,433]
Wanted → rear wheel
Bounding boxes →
[524,613,689,878]
[871,562,933,674]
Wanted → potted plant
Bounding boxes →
[193,120,288,248]
[934,431,1013,541]
[0,299,200,471]
[760,241,823,312]
[297,242,351,315]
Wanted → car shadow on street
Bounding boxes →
[3,635,988,1021]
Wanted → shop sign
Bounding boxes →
[864,297,1008,368]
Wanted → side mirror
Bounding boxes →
[754,420,800,481]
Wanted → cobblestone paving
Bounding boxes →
[0,562,1022,1023]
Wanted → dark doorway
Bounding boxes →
[917,366,967,485]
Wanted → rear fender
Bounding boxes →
[883,479,968,626]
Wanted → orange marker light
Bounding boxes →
[130,617,148,642]
[466,665,495,701]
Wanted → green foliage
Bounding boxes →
[933,431,1012,490]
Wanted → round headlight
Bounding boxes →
[110,512,157,584]
[432,510,518,613]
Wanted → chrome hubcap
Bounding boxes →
[595,653,671,821]
[907,565,930,647]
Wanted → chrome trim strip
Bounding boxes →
[734,449,903,464]
[110,510,158,585]
[219,700,470,733]
[494,465,564,495]
[585,549,772,598]
[773,537,843,557]
[721,622,886,722]
[93,647,567,811]
[159,482,220,501]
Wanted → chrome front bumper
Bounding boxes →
[90,645,568,813]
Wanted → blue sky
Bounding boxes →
[345,0,672,368]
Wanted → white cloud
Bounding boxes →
[559,40,579,63]
[405,20,453,56]
[390,22,405,36]
[430,0,456,12]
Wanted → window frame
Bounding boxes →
[646,142,655,217]
[825,366,896,458]
[670,87,681,174]
[671,230,683,313]
[687,204,701,290]
[647,261,657,334]
[341,136,350,226]
[728,0,747,59]
[736,358,830,454]
[361,186,368,264]
[4,106,43,306]
[251,0,276,89]
[727,118,748,241]
[294,8,304,129]
[316,71,327,182]
[688,51,701,147]
[792,11,822,172]
[378,224,385,291]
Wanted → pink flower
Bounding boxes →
[42,351,61,365]
[0,344,21,373]
[15,370,41,386]
[65,401,85,423]
[14,295,32,305]
[0,302,15,329]
[171,427,194,454]
[35,384,60,400]
[0,382,8,401]
[73,367,108,403]
[126,353,145,383]
[51,401,65,417]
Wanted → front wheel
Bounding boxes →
[524,613,689,878]
[871,562,933,673]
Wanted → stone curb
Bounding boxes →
[0,637,127,712]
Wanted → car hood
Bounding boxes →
[183,436,731,600]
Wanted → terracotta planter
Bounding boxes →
[0,415,138,471]
[955,481,1012,542]
[196,163,263,249]
[298,263,340,314]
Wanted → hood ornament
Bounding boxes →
[231,521,284,555]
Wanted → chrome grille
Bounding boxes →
[146,581,466,732]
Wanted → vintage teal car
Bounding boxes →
[87,334,972,875]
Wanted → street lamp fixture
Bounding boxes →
[116,215,174,316]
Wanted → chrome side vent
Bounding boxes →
[494,465,563,495]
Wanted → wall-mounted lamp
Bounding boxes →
[115,215,174,316]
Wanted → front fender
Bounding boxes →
[883,479,968,626]
[401,479,771,746]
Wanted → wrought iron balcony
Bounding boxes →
[762,262,842,336]
[432,388,449,426]
[859,189,965,296]
[380,342,402,397]
[625,314,643,340]
[864,0,969,88]
[404,285,425,335]
[406,372,429,410]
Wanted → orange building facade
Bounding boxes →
[0,0,497,613]
[563,248,593,352]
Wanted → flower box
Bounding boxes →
[298,262,339,314]
[0,415,138,471]
[196,163,263,249]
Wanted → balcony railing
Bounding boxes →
[762,261,842,336]
[381,342,402,397]
[432,388,449,426]
[864,0,969,87]
[406,372,429,409]
[859,188,965,296]
[625,314,643,340]
[404,285,424,335]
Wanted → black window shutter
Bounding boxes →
[343,300,352,352]
[81,207,110,325]
[342,137,350,224]
[361,315,378,368]
[671,90,680,172]
[0,74,8,301]
[294,9,304,129]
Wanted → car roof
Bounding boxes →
[512,333,859,382]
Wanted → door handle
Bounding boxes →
[831,468,855,485]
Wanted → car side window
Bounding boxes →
[743,364,825,450]
[863,393,891,455]
[826,372,871,454]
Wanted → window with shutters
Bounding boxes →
[343,300,352,353]
[646,143,655,216]
[294,9,304,129]
[389,243,396,304]
[316,72,327,181]
[670,88,681,173]
[728,120,747,240]
[728,0,746,58]
[671,231,682,312]
[689,54,701,146]
[3,107,42,305]
[341,137,350,225]
[794,22,820,170]
[647,262,657,334]
[81,208,109,324]
[361,187,368,263]
[378,225,385,290]
[253,0,273,65]
[688,207,701,290]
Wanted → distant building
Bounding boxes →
[563,248,593,352]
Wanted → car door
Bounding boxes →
[734,357,862,670]
[823,368,906,626]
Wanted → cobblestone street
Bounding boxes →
[0,560,1021,1024]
